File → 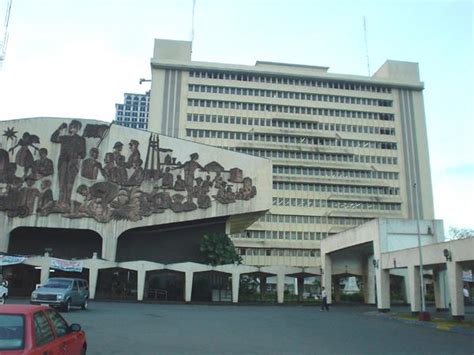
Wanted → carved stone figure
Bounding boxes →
[161,167,174,189]
[103,152,115,181]
[112,142,125,165]
[126,139,141,168]
[170,194,185,213]
[202,175,213,194]
[228,168,243,183]
[213,171,225,190]
[174,175,185,191]
[37,179,54,216]
[236,177,257,200]
[5,177,24,217]
[9,132,40,176]
[31,148,54,180]
[214,182,236,204]
[19,177,40,216]
[50,120,86,211]
[127,158,144,186]
[174,153,206,203]
[81,148,102,180]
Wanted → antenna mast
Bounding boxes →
[191,0,196,50]
[363,16,371,76]
[0,0,12,68]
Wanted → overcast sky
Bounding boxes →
[0,0,473,234]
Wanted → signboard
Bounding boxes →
[50,258,83,272]
[0,255,27,266]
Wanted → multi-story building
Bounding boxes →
[115,91,150,129]
[148,38,435,268]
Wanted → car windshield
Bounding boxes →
[0,314,24,350]
[44,280,72,289]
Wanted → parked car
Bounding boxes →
[30,278,89,312]
[0,304,87,354]
[0,281,8,304]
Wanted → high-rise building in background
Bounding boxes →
[115,91,150,129]
[148,38,435,268]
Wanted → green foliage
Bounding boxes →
[340,292,364,302]
[199,233,242,266]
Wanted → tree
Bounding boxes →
[449,227,474,240]
[199,233,242,266]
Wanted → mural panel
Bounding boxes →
[0,119,262,224]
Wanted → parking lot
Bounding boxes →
[7,299,474,354]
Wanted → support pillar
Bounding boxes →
[40,264,50,285]
[184,271,194,302]
[259,275,267,300]
[333,277,341,302]
[88,267,99,300]
[365,255,376,304]
[447,261,464,320]
[407,265,421,314]
[0,230,10,254]
[102,236,118,262]
[231,272,240,303]
[137,268,146,301]
[322,254,332,304]
[297,277,304,300]
[276,272,285,304]
[433,269,447,311]
[376,268,390,312]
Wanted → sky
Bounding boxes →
[0,0,473,234]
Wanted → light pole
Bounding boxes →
[414,182,427,318]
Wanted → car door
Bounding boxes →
[70,280,80,305]
[32,310,63,355]
[45,309,82,355]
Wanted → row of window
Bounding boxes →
[186,129,397,150]
[236,148,398,165]
[187,99,395,121]
[237,248,321,257]
[273,182,399,196]
[272,197,401,211]
[273,165,399,180]
[258,213,370,226]
[117,112,148,118]
[189,71,392,94]
[186,114,396,136]
[116,104,149,111]
[116,117,148,123]
[233,230,327,241]
[189,84,393,107]
[115,121,148,129]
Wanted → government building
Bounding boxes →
[148,39,434,268]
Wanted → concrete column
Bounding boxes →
[375,268,390,312]
[322,254,332,304]
[259,275,267,300]
[447,261,464,320]
[137,268,146,301]
[88,267,99,300]
[0,229,10,253]
[433,270,444,311]
[231,272,240,303]
[407,265,421,314]
[184,271,194,302]
[40,264,50,285]
[102,236,118,262]
[297,277,304,300]
[333,277,341,302]
[276,272,285,304]
[365,255,376,304]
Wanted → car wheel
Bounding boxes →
[63,299,71,312]
[0,296,5,304]
[80,344,87,355]
[81,299,88,310]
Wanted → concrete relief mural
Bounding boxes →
[0,120,258,223]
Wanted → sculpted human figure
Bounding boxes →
[174,175,186,191]
[31,148,54,180]
[174,153,206,202]
[161,167,174,189]
[127,158,144,186]
[37,179,54,216]
[81,148,103,180]
[20,176,40,216]
[126,140,141,168]
[8,132,40,176]
[103,152,115,181]
[50,120,86,211]
[112,142,125,165]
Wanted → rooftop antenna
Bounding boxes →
[191,0,196,52]
[363,16,371,76]
[0,0,12,68]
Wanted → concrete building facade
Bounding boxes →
[115,91,150,130]
[148,39,435,268]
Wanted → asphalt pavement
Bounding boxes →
[7,300,474,354]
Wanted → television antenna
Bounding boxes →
[363,16,371,76]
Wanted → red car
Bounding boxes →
[0,304,87,354]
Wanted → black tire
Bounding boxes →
[80,344,87,355]
[81,299,88,310]
[63,299,71,312]
[0,296,5,305]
